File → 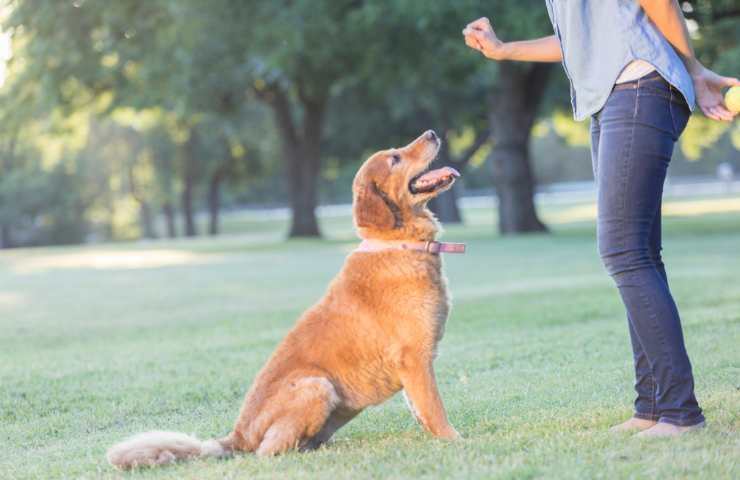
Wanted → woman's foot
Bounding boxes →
[636,421,706,438]
[609,417,657,432]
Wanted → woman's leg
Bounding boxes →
[624,199,671,423]
[592,111,658,429]
[595,77,704,428]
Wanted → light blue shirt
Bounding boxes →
[545,0,696,121]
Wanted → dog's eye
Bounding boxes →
[390,154,401,166]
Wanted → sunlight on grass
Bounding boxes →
[455,273,608,300]
[10,249,210,274]
[0,291,24,310]
[546,203,597,224]
[548,197,740,224]
[663,197,740,216]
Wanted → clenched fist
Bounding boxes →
[462,17,505,60]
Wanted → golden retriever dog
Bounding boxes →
[107,130,465,469]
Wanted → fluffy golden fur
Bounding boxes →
[107,130,460,469]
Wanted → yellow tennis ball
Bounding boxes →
[725,86,740,113]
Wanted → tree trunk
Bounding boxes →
[0,224,12,249]
[181,130,198,237]
[208,173,223,236]
[429,133,462,224]
[428,135,463,223]
[162,203,177,238]
[489,63,551,234]
[429,183,463,223]
[263,86,324,238]
[104,197,115,240]
[0,132,17,248]
[288,95,323,238]
[207,136,234,236]
[427,126,489,224]
[287,165,321,237]
[127,162,157,240]
[138,202,157,239]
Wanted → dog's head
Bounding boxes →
[352,130,460,241]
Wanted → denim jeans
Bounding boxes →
[590,72,705,426]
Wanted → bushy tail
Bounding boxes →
[106,431,233,470]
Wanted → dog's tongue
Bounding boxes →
[416,166,460,185]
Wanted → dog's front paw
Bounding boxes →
[435,426,461,441]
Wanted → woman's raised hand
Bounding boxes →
[463,17,505,61]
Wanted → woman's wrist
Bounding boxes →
[494,42,511,61]
[482,40,508,61]
[685,57,703,78]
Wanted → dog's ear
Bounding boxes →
[354,182,402,231]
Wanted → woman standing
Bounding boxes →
[463,1,738,437]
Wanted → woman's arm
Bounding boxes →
[462,17,562,63]
[639,0,739,121]
[638,0,696,67]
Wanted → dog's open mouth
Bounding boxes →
[409,167,460,194]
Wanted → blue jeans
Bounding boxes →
[590,72,704,427]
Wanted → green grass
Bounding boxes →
[1,197,739,479]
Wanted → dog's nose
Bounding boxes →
[426,130,438,141]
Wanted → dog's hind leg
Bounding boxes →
[301,408,358,451]
[255,376,340,456]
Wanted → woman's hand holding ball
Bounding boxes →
[688,62,740,122]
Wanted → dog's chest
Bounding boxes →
[330,253,451,408]
[391,256,449,332]
[366,253,450,339]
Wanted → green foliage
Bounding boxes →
[680,115,733,160]
[0,0,737,246]
[687,0,740,73]
[1,0,280,243]
[0,160,88,245]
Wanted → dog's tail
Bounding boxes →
[106,430,234,470]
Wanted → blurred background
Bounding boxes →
[0,0,738,248]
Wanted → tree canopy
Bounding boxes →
[0,0,737,247]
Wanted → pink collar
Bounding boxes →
[355,239,466,255]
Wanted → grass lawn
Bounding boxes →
[1,196,739,479]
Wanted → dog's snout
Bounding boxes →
[425,130,438,141]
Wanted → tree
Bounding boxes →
[324,1,557,230]
[428,128,490,223]
[145,125,180,239]
[351,1,494,224]
[469,2,558,233]
[3,0,734,247]
[0,125,18,247]
[4,0,265,239]
[243,1,386,237]
[489,62,552,233]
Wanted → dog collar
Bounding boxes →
[355,239,466,255]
